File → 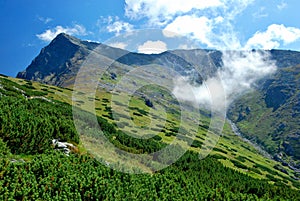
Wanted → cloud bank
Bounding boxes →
[123,0,280,108]
[125,0,300,51]
[246,24,300,49]
[172,50,276,108]
[125,0,222,25]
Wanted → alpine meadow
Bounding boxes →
[1,1,300,200]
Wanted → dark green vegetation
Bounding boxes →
[228,64,300,167]
[0,74,299,200]
[75,109,167,154]
[0,96,78,155]
[0,77,78,155]
[1,151,300,201]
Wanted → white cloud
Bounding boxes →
[137,40,167,54]
[108,42,128,49]
[125,0,222,25]
[177,44,197,50]
[172,50,276,108]
[246,24,300,49]
[99,16,133,36]
[164,15,213,47]
[162,29,180,38]
[36,24,87,42]
[107,20,133,35]
[159,1,256,50]
[86,39,100,43]
[223,0,255,20]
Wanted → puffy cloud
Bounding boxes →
[137,40,167,54]
[107,20,133,35]
[99,16,133,36]
[172,50,277,108]
[125,0,222,25]
[160,0,256,49]
[177,44,197,50]
[246,24,300,49]
[164,15,213,47]
[36,24,87,42]
[108,42,128,49]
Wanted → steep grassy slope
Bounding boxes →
[228,65,300,170]
[1,74,299,191]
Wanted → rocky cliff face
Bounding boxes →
[17,33,128,87]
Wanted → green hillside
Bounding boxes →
[0,74,299,200]
[228,64,300,169]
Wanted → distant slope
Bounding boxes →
[228,64,300,169]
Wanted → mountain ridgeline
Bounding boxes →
[17,33,300,88]
[17,33,224,88]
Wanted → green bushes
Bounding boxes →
[0,96,78,155]
[0,77,48,97]
[1,76,300,200]
[97,116,167,154]
[1,151,299,200]
[191,139,203,148]
[0,138,10,157]
[230,159,248,169]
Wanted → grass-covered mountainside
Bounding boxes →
[0,33,297,199]
[17,33,300,168]
[228,64,300,169]
[0,72,300,200]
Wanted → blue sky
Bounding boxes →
[1,0,300,77]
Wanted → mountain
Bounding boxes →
[17,33,225,88]
[17,33,129,87]
[17,34,300,88]
[1,33,300,198]
[17,34,300,167]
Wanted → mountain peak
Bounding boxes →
[50,33,82,46]
[55,32,69,38]
[16,33,87,85]
[16,34,128,86]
